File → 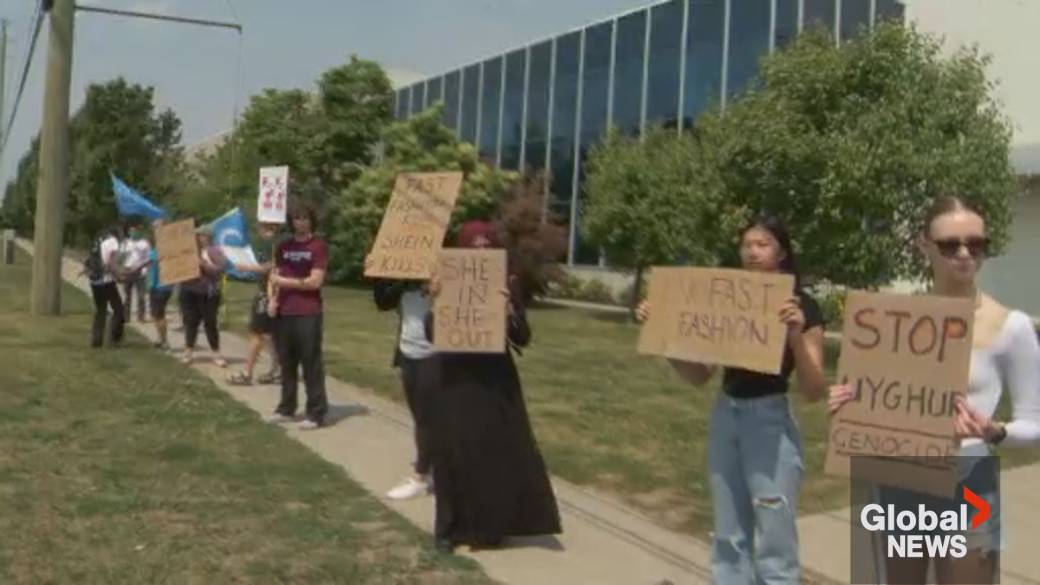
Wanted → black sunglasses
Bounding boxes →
[931,237,990,259]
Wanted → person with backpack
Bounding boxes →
[85,226,126,348]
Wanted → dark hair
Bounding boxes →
[740,215,801,286]
[288,201,319,230]
[921,196,985,237]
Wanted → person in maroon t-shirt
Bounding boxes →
[267,202,330,430]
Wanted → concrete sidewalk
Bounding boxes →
[24,239,718,585]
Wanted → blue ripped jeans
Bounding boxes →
[709,393,802,585]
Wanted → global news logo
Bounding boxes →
[859,487,991,559]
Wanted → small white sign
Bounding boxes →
[257,166,289,224]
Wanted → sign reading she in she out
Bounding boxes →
[637,267,795,374]
[824,291,974,498]
[364,172,463,279]
[433,248,507,353]
[156,218,200,286]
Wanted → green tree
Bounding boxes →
[328,105,519,282]
[584,24,1017,291]
[584,126,743,318]
[186,56,394,223]
[66,78,186,244]
[2,79,186,245]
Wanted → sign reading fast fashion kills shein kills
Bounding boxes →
[364,172,463,280]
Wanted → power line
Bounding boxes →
[0,1,45,157]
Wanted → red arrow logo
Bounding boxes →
[963,486,990,529]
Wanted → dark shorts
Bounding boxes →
[249,293,275,334]
[150,288,173,320]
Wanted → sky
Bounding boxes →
[0,0,655,197]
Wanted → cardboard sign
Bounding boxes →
[258,166,289,224]
[433,248,507,353]
[824,291,974,498]
[638,267,796,374]
[364,172,463,279]
[156,219,200,286]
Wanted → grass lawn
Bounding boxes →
[0,252,491,585]
[223,277,1040,538]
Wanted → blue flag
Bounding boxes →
[209,207,258,281]
[111,174,167,221]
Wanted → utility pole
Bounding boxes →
[26,3,239,315]
[1,18,8,148]
[30,0,74,315]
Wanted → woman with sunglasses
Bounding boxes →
[830,196,1040,585]
[638,215,828,585]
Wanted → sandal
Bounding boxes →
[227,371,253,386]
[213,357,229,368]
[180,354,193,365]
[257,371,281,385]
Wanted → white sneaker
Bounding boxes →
[386,476,432,500]
[297,419,321,431]
[267,413,294,424]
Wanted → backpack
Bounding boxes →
[84,236,106,282]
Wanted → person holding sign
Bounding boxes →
[638,216,827,584]
[424,220,561,554]
[267,202,330,431]
[829,197,1040,584]
[178,226,229,367]
[227,223,283,386]
[372,277,438,500]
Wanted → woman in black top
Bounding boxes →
[638,216,827,585]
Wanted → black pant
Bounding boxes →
[401,355,439,475]
[179,289,220,351]
[90,282,125,347]
[123,275,147,322]
[276,314,328,424]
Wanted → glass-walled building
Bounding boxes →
[395,0,904,265]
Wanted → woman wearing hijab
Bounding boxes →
[426,220,561,553]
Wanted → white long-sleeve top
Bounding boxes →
[964,311,1040,449]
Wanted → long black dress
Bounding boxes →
[426,297,562,547]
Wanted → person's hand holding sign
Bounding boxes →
[828,384,855,416]
[636,300,651,323]
[779,295,806,338]
[954,394,1007,444]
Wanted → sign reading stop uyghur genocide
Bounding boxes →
[257,166,289,224]
[364,172,463,280]
[824,291,974,498]
[156,219,200,286]
[637,267,795,375]
[433,248,508,353]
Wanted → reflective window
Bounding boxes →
[727,0,771,98]
[524,41,553,171]
[461,64,480,143]
[840,0,872,41]
[684,0,725,127]
[501,49,527,170]
[549,31,581,220]
[875,0,905,25]
[646,0,684,125]
[479,57,503,163]
[426,77,443,108]
[775,0,800,48]
[612,10,647,135]
[409,83,424,116]
[443,71,461,131]
[395,89,408,119]
[805,0,836,35]
[575,22,614,264]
